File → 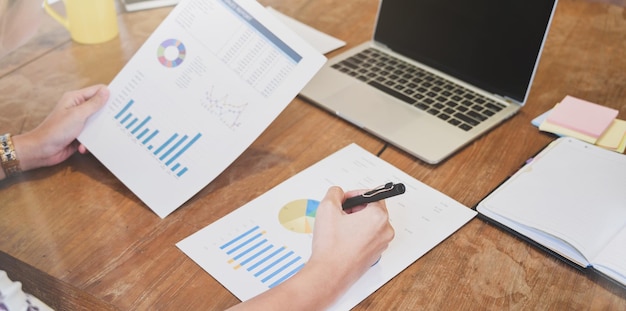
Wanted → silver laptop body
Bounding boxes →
[301,0,559,164]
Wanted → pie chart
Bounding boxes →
[278,199,320,234]
[157,38,186,68]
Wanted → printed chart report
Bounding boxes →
[78,0,326,218]
[177,144,477,309]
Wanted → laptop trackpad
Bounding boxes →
[325,84,423,133]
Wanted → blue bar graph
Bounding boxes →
[142,130,159,145]
[114,99,201,177]
[132,116,151,135]
[121,114,132,124]
[220,225,304,288]
[166,134,202,166]
[154,133,179,156]
[137,128,150,140]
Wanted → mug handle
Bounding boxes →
[43,0,70,30]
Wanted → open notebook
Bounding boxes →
[477,137,626,287]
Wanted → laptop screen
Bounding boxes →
[374,0,557,104]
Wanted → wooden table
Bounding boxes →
[1,0,625,309]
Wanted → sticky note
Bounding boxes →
[539,116,597,144]
[531,109,551,128]
[617,135,626,153]
[596,119,626,150]
[546,96,618,138]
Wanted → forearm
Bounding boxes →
[0,132,47,181]
[0,85,109,181]
[228,260,357,311]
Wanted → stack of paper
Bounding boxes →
[532,95,626,153]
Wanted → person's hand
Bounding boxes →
[308,186,395,289]
[228,186,394,311]
[11,84,109,172]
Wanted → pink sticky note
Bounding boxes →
[546,96,618,138]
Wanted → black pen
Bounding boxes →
[342,182,406,210]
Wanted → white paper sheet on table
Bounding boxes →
[177,143,476,310]
[266,6,346,54]
[78,0,326,218]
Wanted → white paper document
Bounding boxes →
[79,0,326,218]
[266,7,346,54]
[177,144,476,310]
[121,0,180,12]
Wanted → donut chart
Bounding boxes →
[157,39,186,68]
[278,199,320,234]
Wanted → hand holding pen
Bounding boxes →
[296,185,395,308]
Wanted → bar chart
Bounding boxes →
[220,225,305,288]
[114,99,201,177]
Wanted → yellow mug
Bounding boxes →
[43,0,119,44]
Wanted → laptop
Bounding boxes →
[300,0,559,164]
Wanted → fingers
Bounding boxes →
[342,188,389,214]
[70,86,109,153]
[77,144,89,154]
[75,84,108,102]
[320,186,391,230]
[319,186,345,211]
[342,188,393,246]
[60,84,109,110]
[75,84,110,113]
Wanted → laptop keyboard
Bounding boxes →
[330,48,507,131]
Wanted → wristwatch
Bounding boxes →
[1,133,21,177]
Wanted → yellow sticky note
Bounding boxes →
[616,135,626,153]
[596,119,626,149]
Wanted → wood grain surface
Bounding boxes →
[1,0,625,309]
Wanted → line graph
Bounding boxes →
[200,85,249,130]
